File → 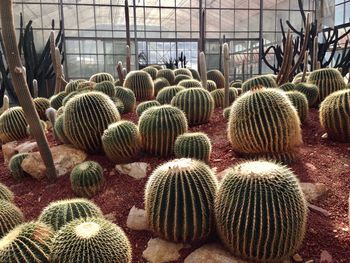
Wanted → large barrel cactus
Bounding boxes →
[215,160,307,262]
[102,121,142,163]
[50,91,67,110]
[136,100,161,117]
[171,88,214,126]
[0,184,14,203]
[0,107,28,143]
[63,92,120,153]
[115,87,136,113]
[0,200,24,238]
[124,71,154,101]
[207,70,225,89]
[295,83,319,107]
[154,77,170,96]
[51,217,132,263]
[156,86,185,104]
[94,81,116,98]
[228,88,302,163]
[156,69,175,85]
[320,89,350,142]
[178,79,202,88]
[89,72,114,83]
[285,91,309,123]
[142,66,158,80]
[138,105,188,156]
[242,75,278,92]
[145,158,218,242]
[8,153,29,180]
[174,68,192,77]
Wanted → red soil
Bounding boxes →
[0,108,349,262]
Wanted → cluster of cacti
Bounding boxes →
[207,70,225,89]
[171,88,214,126]
[242,75,278,92]
[114,87,136,113]
[124,71,154,101]
[188,68,201,81]
[174,132,212,163]
[156,86,185,104]
[154,77,170,96]
[102,121,142,163]
[307,68,346,103]
[145,158,218,242]
[285,91,309,123]
[136,100,161,117]
[279,82,296,91]
[228,88,302,163]
[50,91,67,110]
[39,198,103,231]
[63,92,120,153]
[174,68,192,77]
[320,89,350,142]
[33,97,50,120]
[156,69,175,85]
[0,221,53,262]
[89,72,114,83]
[0,107,28,143]
[27,120,47,137]
[215,160,307,262]
[174,74,191,84]
[295,83,319,107]
[0,200,24,238]
[54,114,70,144]
[51,217,132,263]
[223,107,231,119]
[229,80,242,88]
[206,80,217,91]
[0,184,14,203]
[8,153,29,180]
[94,81,116,98]
[65,79,85,94]
[178,79,202,88]
[142,66,158,80]
[139,105,188,156]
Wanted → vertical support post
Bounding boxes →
[223,43,230,108]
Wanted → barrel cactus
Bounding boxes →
[207,70,225,89]
[294,83,319,107]
[285,91,309,123]
[70,161,104,198]
[102,121,142,163]
[154,77,170,96]
[292,72,310,84]
[223,107,231,119]
[174,74,191,84]
[65,79,85,94]
[112,97,125,114]
[94,81,116,98]
[242,75,278,92]
[171,88,214,126]
[115,87,136,113]
[210,88,238,108]
[8,153,29,180]
[0,200,24,238]
[174,68,192,77]
[215,160,307,262]
[320,89,350,142]
[51,217,132,263]
[178,79,202,88]
[188,68,201,81]
[64,92,120,153]
[50,91,66,110]
[0,184,14,203]
[0,107,28,143]
[174,132,212,163]
[145,158,218,242]
[0,222,53,263]
[156,86,185,104]
[54,114,70,144]
[39,199,103,231]
[139,105,188,156]
[62,88,91,107]
[33,97,50,120]
[279,82,295,92]
[136,100,161,117]
[228,88,302,163]
[89,72,114,83]
[156,69,175,85]
[230,80,242,88]
[206,80,217,91]
[142,66,158,80]
[124,71,154,101]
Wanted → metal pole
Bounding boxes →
[258,0,263,74]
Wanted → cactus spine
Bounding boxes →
[174,68,192,77]
[174,74,191,84]
[156,86,185,104]
[178,79,202,88]
[0,107,28,143]
[65,79,85,94]
[279,82,296,92]
[285,91,309,123]
[0,200,24,238]
[50,92,67,110]
[142,66,158,80]
[0,184,14,203]
[154,77,170,96]
[123,71,154,101]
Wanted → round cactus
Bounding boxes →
[26,120,47,137]
[102,121,142,163]
[50,91,67,110]
[320,89,350,142]
[174,68,192,77]
[51,217,132,263]
[115,87,136,113]
[89,72,114,83]
[54,114,70,144]
[145,158,218,243]
[174,132,212,163]
[279,82,296,91]
[0,221,53,263]
[62,88,92,107]
[294,83,319,107]
[188,68,201,81]
[292,72,310,84]
[64,92,120,153]
[171,88,214,126]
[124,71,154,101]
[174,74,191,84]
[307,68,346,103]
[33,97,50,120]
[210,88,238,108]
[0,107,28,143]
[229,80,242,88]
[154,77,170,96]
[207,70,225,89]
[285,91,309,123]
[223,107,231,119]
[39,198,103,231]
[65,79,85,94]
[0,200,24,238]
[228,88,302,163]
[0,184,14,203]
[156,85,185,104]
[139,105,188,156]
[70,161,104,198]
[215,160,307,262]
[77,81,95,91]
[242,75,278,92]
[178,79,202,88]
[8,153,29,180]
[142,66,158,80]
[206,80,217,91]
[94,81,116,98]
[156,69,175,85]
[136,100,161,117]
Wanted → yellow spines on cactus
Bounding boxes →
[123,70,154,101]
[0,200,24,238]
[142,66,158,80]
[242,75,277,92]
[156,69,175,85]
[89,72,114,83]
[285,91,309,123]
[0,107,28,143]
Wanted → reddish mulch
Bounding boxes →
[0,108,349,262]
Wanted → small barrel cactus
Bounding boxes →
[285,91,309,123]
[0,107,28,143]
[210,88,237,108]
[65,79,85,94]
[8,153,29,180]
[178,79,202,88]
[207,70,225,89]
[0,221,53,263]
[215,160,307,262]
[229,80,242,88]
[0,184,14,203]
[102,121,142,163]
[174,74,191,84]
[295,83,319,107]
[54,114,70,144]
[142,66,158,80]
[154,77,170,96]
[156,69,175,85]
[171,88,214,126]
[94,81,116,98]
[206,80,217,91]
[139,105,188,156]
[174,68,192,77]
[26,120,47,137]
[136,100,161,117]
[188,68,201,81]
[38,198,103,231]
[242,75,278,92]
[223,107,231,119]
[51,217,132,263]
[124,71,154,101]
[279,82,296,91]
[115,86,136,113]
[50,91,67,110]
[64,92,120,153]
[89,72,114,83]
[33,97,50,120]
[156,86,185,104]
[145,158,218,242]
[320,89,350,142]
[0,200,24,238]
[174,132,212,163]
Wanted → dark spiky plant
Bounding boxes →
[123,71,154,101]
[242,75,278,93]
[156,85,185,105]
[89,72,114,83]
[295,83,319,107]
[114,87,136,113]
[156,69,175,85]
[0,107,28,143]
[207,70,225,89]
[285,91,309,123]
[136,100,161,117]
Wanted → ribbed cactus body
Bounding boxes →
[215,160,307,262]
[174,74,191,84]
[292,72,309,84]
[145,158,218,242]
[95,81,116,98]
[171,88,214,126]
[51,217,132,263]
[62,89,91,107]
[210,88,238,108]
[138,105,188,156]
[115,87,136,113]
[189,68,201,81]
[242,75,278,92]
[77,81,95,91]
[174,68,192,77]
[112,97,125,114]
[156,69,175,85]
[156,86,185,104]
[64,92,120,153]
[0,107,28,143]
[279,82,296,91]
[0,200,24,238]
[65,79,85,94]
[307,68,346,103]
[174,132,212,163]
[207,70,225,89]
[124,71,154,101]
[142,66,158,80]
[0,222,53,263]
[33,97,50,120]
[178,79,202,88]
[89,72,114,83]
[206,80,217,92]
[285,91,309,123]
[295,83,319,107]
[136,100,161,117]
[8,153,29,180]
[0,184,14,203]
[320,89,350,142]
[56,106,64,117]
[154,78,170,96]
[228,88,302,163]
[102,121,142,163]
[39,199,103,231]
[229,80,242,88]
[223,107,231,119]
[54,114,70,144]
[50,91,67,110]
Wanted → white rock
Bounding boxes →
[142,238,184,263]
[305,163,317,171]
[320,250,333,262]
[126,206,148,230]
[292,253,303,262]
[185,243,247,263]
[115,162,149,179]
[321,133,328,139]
[300,182,328,202]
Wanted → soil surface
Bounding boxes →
[0,108,349,262]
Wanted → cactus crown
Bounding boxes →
[242,75,278,92]
[50,92,67,110]
[285,90,309,123]
[178,79,202,88]
[174,68,192,77]
[153,77,170,96]
[136,100,161,117]
[174,74,192,84]
[279,82,296,91]
[156,85,185,104]
[142,66,158,80]
[114,86,136,113]
[89,72,114,83]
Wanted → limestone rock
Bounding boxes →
[142,238,183,263]
[300,182,328,202]
[320,250,333,262]
[126,206,148,231]
[21,144,87,180]
[115,162,149,179]
[2,140,38,164]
